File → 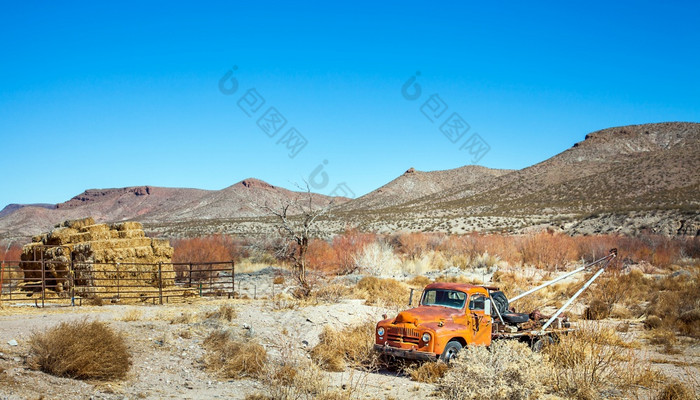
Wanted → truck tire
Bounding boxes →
[531,336,554,352]
[491,291,509,316]
[440,341,463,363]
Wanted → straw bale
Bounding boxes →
[79,224,110,234]
[153,245,174,258]
[84,238,153,251]
[20,217,175,294]
[45,227,79,245]
[111,221,143,231]
[59,217,96,230]
[117,230,145,239]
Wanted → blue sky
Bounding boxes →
[1,1,699,208]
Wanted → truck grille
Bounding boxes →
[387,326,420,345]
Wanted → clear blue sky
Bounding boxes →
[1,1,699,208]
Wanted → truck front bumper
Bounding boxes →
[374,344,437,361]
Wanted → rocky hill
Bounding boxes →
[1,122,698,240]
[0,180,347,240]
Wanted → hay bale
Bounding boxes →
[117,230,145,239]
[79,224,110,234]
[58,217,96,230]
[111,222,143,231]
[46,227,78,245]
[20,217,175,295]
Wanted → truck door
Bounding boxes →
[468,293,492,346]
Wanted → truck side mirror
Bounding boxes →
[484,299,491,316]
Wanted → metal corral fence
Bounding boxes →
[0,260,236,307]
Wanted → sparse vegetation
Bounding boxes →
[311,321,377,372]
[438,340,548,400]
[203,330,267,379]
[28,320,131,380]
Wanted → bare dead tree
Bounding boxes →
[262,184,334,298]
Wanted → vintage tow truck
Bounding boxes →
[374,249,617,362]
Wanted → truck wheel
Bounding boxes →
[531,336,554,352]
[440,341,463,363]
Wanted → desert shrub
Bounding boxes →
[204,304,237,322]
[438,340,549,400]
[645,271,700,338]
[584,299,610,320]
[0,243,21,261]
[354,277,410,307]
[311,321,377,372]
[645,315,663,330]
[203,330,266,379]
[517,230,578,270]
[172,234,240,263]
[646,328,678,349]
[256,360,350,400]
[544,323,656,398]
[656,381,695,400]
[406,275,431,287]
[170,311,198,324]
[312,282,351,303]
[330,229,376,274]
[408,361,448,383]
[119,309,142,321]
[353,241,401,276]
[28,320,131,380]
[273,275,285,285]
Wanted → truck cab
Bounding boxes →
[374,282,494,362]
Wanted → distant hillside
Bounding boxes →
[1,122,698,240]
[0,203,55,219]
[0,180,347,239]
[338,165,512,211]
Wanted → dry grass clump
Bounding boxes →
[119,308,142,322]
[406,275,431,287]
[312,282,351,303]
[28,319,131,380]
[311,321,377,372]
[170,311,200,324]
[203,330,266,379]
[408,361,448,383]
[354,277,410,307]
[655,381,696,400]
[645,271,700,338]
[438,340,548,400]
[253,360,349,400]
[204,304,237,322]
[545,323,661,399]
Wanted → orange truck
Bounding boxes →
[375,249,617,362]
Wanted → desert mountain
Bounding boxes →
[0,180,348,239]
[351,122,699,235]
[338,165,512,211]
[1,122,698,240]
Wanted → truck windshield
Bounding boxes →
[421,289,467,309]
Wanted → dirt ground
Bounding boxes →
[0,268,698,400]
[0,296,437,400]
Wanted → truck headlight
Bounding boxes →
[421,332,431,343]
[377,327,385,336]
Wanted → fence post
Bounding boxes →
[188,263,192,288]
[231,260,236,299]
[70,258,75,307]
[158,262,163,305]
[0,260,4,305]
[116,263,120,301]
[41,259,46,308]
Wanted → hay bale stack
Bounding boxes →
[20,217,174,295]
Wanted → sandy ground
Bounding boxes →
[0,267,698,399]
[0,297,436,400]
